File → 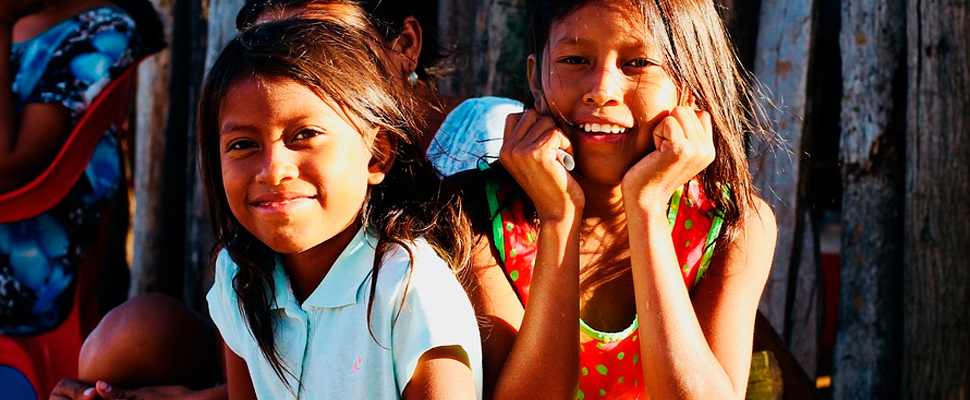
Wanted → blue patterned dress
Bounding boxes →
[0,6,146,335]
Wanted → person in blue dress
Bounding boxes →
[0,0,163,335]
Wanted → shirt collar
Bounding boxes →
[269,227,378,310]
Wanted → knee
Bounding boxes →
[79,293,218,388]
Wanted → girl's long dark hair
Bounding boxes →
[197,17,471,386]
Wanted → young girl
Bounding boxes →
[198,18,481,399]
[460,0,777,398]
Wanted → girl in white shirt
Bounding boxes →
[197,17,481,399]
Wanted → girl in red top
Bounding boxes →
[459,0,777,398]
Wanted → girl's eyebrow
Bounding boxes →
[550,35,646,50]
[219,121,260,136]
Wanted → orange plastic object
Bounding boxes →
[0,65,137,223]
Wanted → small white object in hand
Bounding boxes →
[557,149,575,171]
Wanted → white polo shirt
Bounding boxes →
[207,228,482,399]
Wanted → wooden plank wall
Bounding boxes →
[903,0,970,397]
[748,0,821,377]
[834,0,905,398]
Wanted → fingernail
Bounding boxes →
[83,387,95,396]
[97,381,113,392]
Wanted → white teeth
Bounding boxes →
[582,123,627,134]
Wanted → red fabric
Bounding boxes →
[489,179,722,399]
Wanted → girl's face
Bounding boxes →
[218,76,387,256]
[532,0,679,184]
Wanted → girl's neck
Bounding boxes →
[281,220,362,303]
[411,83,463,152]
[14,0,113,43]
[577,178,626,223]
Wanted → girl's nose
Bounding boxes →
[583,66,623,107]
[256,147,298,185]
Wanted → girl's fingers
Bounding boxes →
[503,112,522,143]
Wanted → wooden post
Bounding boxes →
[131,0,175,297]
[436,0,531,100]
[904,0,970,397]
[834,0,906,398]
[177,0,244,311]
[748,0,820,376]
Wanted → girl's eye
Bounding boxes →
[292,128,322,142]
[226,139,257,152]
[557,56,588,65]
[626,58,659,68]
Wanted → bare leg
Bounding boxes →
[78,293,222,390]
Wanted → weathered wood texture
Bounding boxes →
[132,0,207,301]
[131,0,175,297]
[436,0,532,101]
[179,0,244,312]
[748,0,820,376]
[904,0,970,398]
[834,0,905,398]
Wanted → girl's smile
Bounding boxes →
[218,76,387,258]
[534,0,678,184]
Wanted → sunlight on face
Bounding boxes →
[535,0,679,184]
[218,77,384,259]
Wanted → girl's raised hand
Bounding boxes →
[500,109,584,221]
[622,104,715,209]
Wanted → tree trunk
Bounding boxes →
[904,0,970,398]
[834,1,906,398]
[749,0,820,376]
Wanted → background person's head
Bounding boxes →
[236,0,443,84]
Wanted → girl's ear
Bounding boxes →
[367,131,397,185]
[526,54,548,113]
[390,17,423,77]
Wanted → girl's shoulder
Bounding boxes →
[372,236,458,295]
[706,195,776,278]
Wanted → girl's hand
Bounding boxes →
[0,0,43,25]
[499,110,584,221]
[622,105,715,210]
[49,379,219,400]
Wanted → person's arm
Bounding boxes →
[622,105,775,399]
[224,344,257,400]
[470,110,584,399]
[0,3,72,193]
[402,345,477,399]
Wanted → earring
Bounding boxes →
[407,70,419,89]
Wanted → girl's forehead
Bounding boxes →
[219,75,368,135]
[549,1,650,45]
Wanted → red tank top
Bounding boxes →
[484,173,725,399]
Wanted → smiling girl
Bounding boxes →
[459,0,777,399]
[197,18,481,399]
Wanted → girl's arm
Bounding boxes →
[225,344,257,400]
[622,106,776,399]
[471,110,584,399]
[402,345,477,400]
[0,6,73,193]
